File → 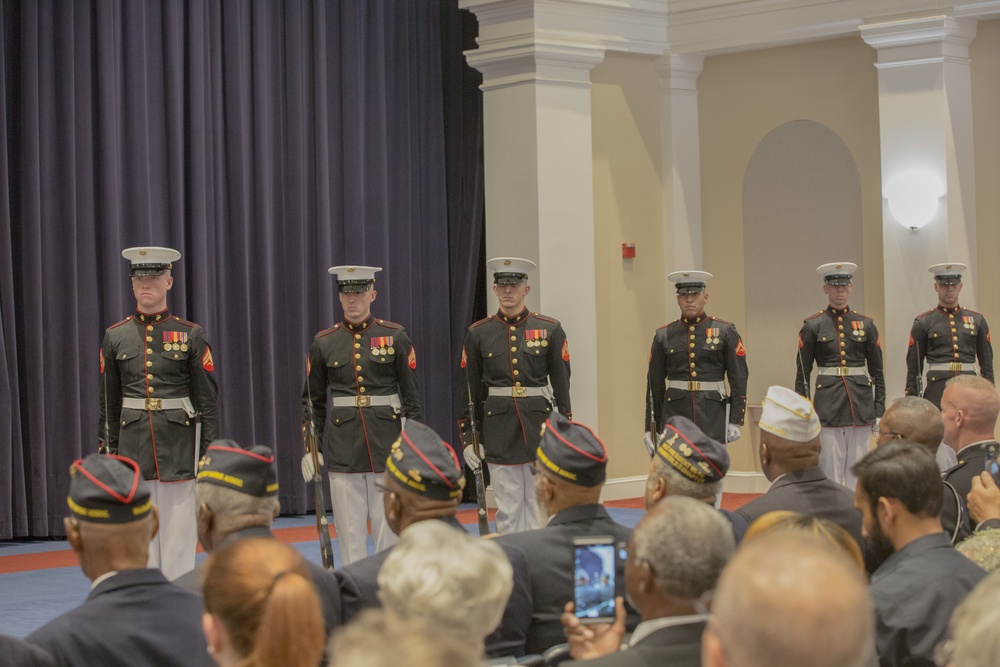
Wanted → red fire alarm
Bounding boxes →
[622,243,636,259]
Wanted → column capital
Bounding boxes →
[466,41,606,90]
[860,15,977,66]
[655,54,705,93]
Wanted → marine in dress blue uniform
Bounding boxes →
[645,271,748,447]
[794,262,885,489]
[459,257,572,535]
[301,265,421,565]
[99,247,218,579]
[905,262,994,408]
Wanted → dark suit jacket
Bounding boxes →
[943,442,994,538]
[27,569,213,667]
[173,525,344,634]
[734,467,863,545]
[497,504,637,655]
[562,619,705,667]
[335,516,533,658]
[0,634,56,667]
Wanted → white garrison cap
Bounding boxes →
[487,257,536,284]
[816,262,857,286]
[122,247,181,276]
[758,386,821,442]
[328,265,382,292]
[928,262,966,285]
[668,270,713,294]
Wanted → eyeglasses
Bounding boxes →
[872,424,902,439]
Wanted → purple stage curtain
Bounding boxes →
[0,0,485,538]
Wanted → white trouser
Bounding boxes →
[147,479,197,581]
[819,426,872,490]
[488,462,541,535]
[329,472,397,566]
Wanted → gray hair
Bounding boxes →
[633,495,734,600]
[378,521,513,653]
[653,457,722,504]
[950,571,1000,667]
[196,483,279,535]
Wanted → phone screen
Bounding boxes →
[573,541,616,623]
[986,443,1000,484]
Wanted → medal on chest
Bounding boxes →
[851,321,866,339]
[526,329,548,348]
[163,331,189,352]
[371,336,394,357]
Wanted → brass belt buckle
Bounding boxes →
[950,362,963,372]
[835,367,849,377]
[356,396,371,408]
[688,381,701,391]
[512,386,527,398]
[145,398,162,411]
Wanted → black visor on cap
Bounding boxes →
[675,282,706,294]
[494,272,527,285]
[130,263,171,277]
[338,280,374,293]
[824,274,852,286]
[935,275,962,285]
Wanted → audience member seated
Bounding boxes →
[702,532,875,667]
[27,454,212,667]
[335,420,532,658]
[174,440,343,633]
[201,537,325,667]
[943,571,1000,667]
[377,520,512,658]
[0,634,55,667]
[940,376,1000,536]
[852,440,986,667]
[498,411,637,655]
[327,610,481,667]
[559,496,734,667]
[876,396,968,543]
[956,527,1000,572]
[643,416,729,508]
[734,386,862,545]
[742,510,864,571]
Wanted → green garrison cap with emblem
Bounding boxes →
[487,257,536,285]
[536,411,608,486]
[386,421,465,500]
[328,265,382,293]
[655,416,729,484]
[197,440,279,497]
[122,247,181,277]
[68,454,152,524]
[928,262,967,285]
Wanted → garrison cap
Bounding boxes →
[122,247,180,277]
[536,411,608,486]
[929,262,967,285]
[197,440,279,497]
[487,257,536,285]
[655,416,729,484]
[67,454,152,524]
[328,265,382,293]
[668,270,712,295]
[386,421,465,500]
[817,262,857,286]
[759,386,821,442]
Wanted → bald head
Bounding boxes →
[759,432,821,481]
[703,533,874,667]
[941,375,1000,448]
[880,397,944,455]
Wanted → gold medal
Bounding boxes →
[380,347,388,355]
[388,346,395,354]
[172,343,180,351]
[163,343,171,351]
[180,344,188,352]
[528,340,536,348]
[541,340,548,347]
[713,337,720,345]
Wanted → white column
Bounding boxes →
[861,16,978,402]
[655,54,705,271]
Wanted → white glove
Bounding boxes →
[301,450,325,482]
[463,445,482,471]
[726,424,741,443]
[872,417,881,436]
[642,431,656,457]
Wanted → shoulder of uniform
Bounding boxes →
[374,319,403,330]
[709,316,733,325]
[916,309,935,319]
[851,311,873,321]
[804,312,824,322]
[657,320,679,332]
[107,316,132,330]
[941,459,968,478]
[317,323,341,338]
[965,308,985,316]
[530,312,560,325]
[471,315,495,329]
[171,316,198,328]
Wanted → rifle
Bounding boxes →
[304,353,336,571]
[464,371,491,536]
[915,334,925,396]
[643,368,657,457]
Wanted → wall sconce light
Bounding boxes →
[884,170,945,231]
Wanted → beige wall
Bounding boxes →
[591,22,1000,481]
[591,52,666,481]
